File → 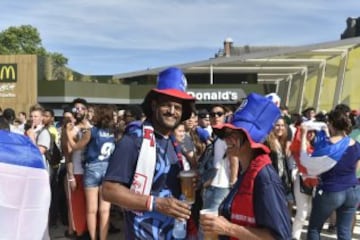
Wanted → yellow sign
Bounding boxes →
[0,64,17,82]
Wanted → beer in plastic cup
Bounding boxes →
[200,208,219,240]
[179,170,196,204]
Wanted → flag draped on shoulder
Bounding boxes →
[290,127,319,187]
[290,127,314,174]
[0,130,51,240]
[299,124,350,176]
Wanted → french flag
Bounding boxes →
[290,126,318,186]
[0,130,51,240]
[299,122,350,176]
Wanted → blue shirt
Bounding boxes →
[85,127,115,163]
[320,141,360,192]
[219,164,292,240]
[104,123,182,239]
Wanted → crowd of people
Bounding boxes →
[0,66,359,240]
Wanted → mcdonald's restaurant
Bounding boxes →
[0,55,267,117]
[1,36,360,117]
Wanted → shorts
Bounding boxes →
[83,161,109,188]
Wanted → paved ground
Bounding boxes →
[50,210,360,239]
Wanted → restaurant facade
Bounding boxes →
[1,36,360,115]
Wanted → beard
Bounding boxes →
[154,111,181,131]
[75,113,85,123]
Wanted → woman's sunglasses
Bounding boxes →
[210,111,224,118]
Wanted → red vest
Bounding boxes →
[230,154,271,232]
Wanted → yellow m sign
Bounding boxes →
[0,64,17,82]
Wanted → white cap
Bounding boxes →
[265,93,281,108]
[301,121,327,131]
[118,110,125,116]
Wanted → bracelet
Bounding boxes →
[68,178,75,182]
[146,195,154,211]
[152,196,157,211]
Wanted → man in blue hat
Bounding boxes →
[103,67,195,239]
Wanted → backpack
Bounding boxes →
[37,127,62,166]
[197,138,218,188]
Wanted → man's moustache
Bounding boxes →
[163,113,176,117]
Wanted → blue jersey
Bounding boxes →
[104,122,182,239]
[320,141,360,192]
[85,127,115,163]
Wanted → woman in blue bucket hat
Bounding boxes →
[200,93,291,240]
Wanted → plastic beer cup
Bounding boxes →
[200,208,219,240]
[179,170,196,204]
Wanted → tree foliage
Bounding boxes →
[0,25,68,65]
[0,25,45,55]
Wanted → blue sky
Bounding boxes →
[1,0,360,75]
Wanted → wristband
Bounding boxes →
[146,195,153,211]
[152,196,157,211]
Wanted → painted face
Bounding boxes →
[210,106,226,126]
[153,95,183,130]
[273,118,286,137]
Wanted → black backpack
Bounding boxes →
[197,138,218,188]
[37,127,62,166]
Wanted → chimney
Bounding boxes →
[224,37,233,57]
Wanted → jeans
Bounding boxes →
[202,186,230,210]
[83,161,109,188]
[307,185,360,240]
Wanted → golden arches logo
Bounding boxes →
[0,64,17,82]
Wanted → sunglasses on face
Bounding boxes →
[210,111,224,118]
[72,106,86,113]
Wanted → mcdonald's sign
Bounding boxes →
[0,64,17,82]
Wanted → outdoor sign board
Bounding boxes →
[0,64,17,98]
[187,88,246,103]
[0,64,17,82]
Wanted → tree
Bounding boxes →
[0,25,46,55]
[48,52,69,80]
[0,24,68,65]
[0,25,69,80]
[49,52,68,66]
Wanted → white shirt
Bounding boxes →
[71,127,85,175]
[211,138,230,188]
